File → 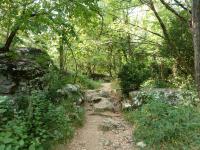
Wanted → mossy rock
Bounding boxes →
[0,47,54,95]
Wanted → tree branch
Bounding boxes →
[174,0,191,14]
[129,23,165,39]
[160,0,187,22]
[148,0,173,48]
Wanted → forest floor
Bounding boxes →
[56,83,136,150]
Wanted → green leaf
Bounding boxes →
[19,140,24,146]
[0,109,6,113]
[29,144,35,150]
[0,145,5,150]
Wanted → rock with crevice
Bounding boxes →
[0,47,52,95]
[57,84,80,95]
[85,90,98,102]
[85,90,111,102]
[98,90,110,98]
[136,141,146,148]
[90,96,103,103]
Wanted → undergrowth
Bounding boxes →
[75,74,102,90]
[124,92,200,150]
[0,70,86,150]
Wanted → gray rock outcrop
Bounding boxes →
[0,47,52,95]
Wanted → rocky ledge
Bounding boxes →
[0,48,52,95]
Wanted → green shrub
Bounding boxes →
[118,61,150,95]
[141,79,171,89]
[0,68,88,149]
[43,70,70,102]
[75,74,101,89]
[45,70,101,91]
[125,93,200,149]
[169,75,196,90]
[0,89,85,149]
[0,116,30,150]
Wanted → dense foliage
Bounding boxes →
[125,91,200,149]
[0,70,88,149]
[1,0,200,149]
[118,60,150,94]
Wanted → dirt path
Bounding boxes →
[56,83,135,150]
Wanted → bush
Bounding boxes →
[118,61,150,95]
[125,92,200,149]
[43,69,71,102]
[169,75,196,90]
[141,79,171,89]
[0,69,86,149]
[45,70,101,91]
[75,74,101,90]
[0,90,83,150]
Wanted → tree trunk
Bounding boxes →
[149,1,171,46]
[192,0,200,96]
[59,35,64,72]
[0,26,19,52]
[124,9,133,58]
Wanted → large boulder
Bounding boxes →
[128,89,188,109]
[57,84,80,95]
[94,98,114,112]
[98,90,110,98]
[85,90,110,102]
[0,48,52,95]
[85,90,98,102]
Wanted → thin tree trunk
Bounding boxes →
[148,0,175,51]
[149,1,171,45]
[0,12,43,52]
[192,0,200,96]
[0,26,19,52]
[59,35,64,72]
[124,9,133,58]
[108,45,113,78]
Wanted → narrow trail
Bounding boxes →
[56,83,135,150]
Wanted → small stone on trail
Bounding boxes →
[121,101,132,110]
[136,141,146,148]
[98,90,110,98]
[102,139,113,146]
[99,118,125,131]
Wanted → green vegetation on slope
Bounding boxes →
[0,69,102,149]
[125,91,200,149]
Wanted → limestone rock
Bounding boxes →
[0,47,52,95]
[57,84,80,95]
[85,90,98,102]
[100,118,125,131]
[85,90,111,103]
[121,101,132,110]
[129,91,140,99]
[0,75,16,94]
[98,90,110,98]
[136,141,146,148]
[94,98,114,112]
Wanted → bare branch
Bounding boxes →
[129,23,165,39]
[160,0,187,22]
[174,0,191,14]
